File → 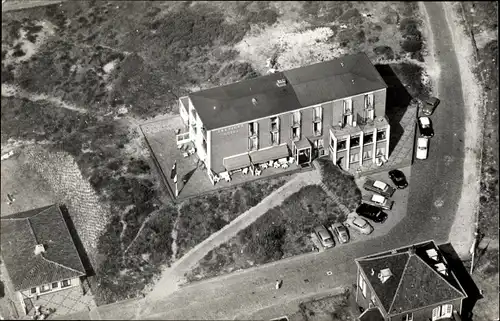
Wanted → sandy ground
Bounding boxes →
[440,2,484,259]
[0,150,59,216]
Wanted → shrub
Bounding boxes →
[339,8,363,25]
[401,38,422,53]
[399,18,421,38]
[316,158,362,211]
[382,10,399,25]
[390,63,428,97]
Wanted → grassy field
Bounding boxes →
[454,3,498,321]
[1,1,426,305]
[186,185,348,282]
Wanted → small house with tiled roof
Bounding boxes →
[0,205,86,309]
[355,240,467,321]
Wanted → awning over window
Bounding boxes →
[293,138,312,150]
[223,154,251,171]
[250,144,290,164]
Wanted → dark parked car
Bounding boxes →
[419,96,440,116]
[356,203,388,223]
[363,178,395,197]
[388,169,408,189]
[418,116,434,138]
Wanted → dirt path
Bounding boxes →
[420,2,483,258]
[139,169,322,309]
[1,83,88,113]
[442,2,483,258]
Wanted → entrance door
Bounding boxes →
[298,148,311,165]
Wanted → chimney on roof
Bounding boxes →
[378,268,393,283]
[276,79,287,87]
[252,98,258,106]
[34,244,45,255]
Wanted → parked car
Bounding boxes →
[388,169,408,189]
[345,215,373,235]
[330,222,350,244]
[363,178,395,197]
[416,137,429,160]
[356,203,388,223]
[362,193,394,210]
[419,96,440,116]
[418,116,434,138]
[313,225,335,248]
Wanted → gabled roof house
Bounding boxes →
[355,240,468,321]
[0,205,86,314]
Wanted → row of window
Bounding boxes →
[341,94,375,127]
[333,129,387,151]
[30,279,72,295]
[348,147,386,163]
[359,273,453,321]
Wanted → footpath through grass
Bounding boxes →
[186,184,350,282]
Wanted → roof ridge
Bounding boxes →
[39,255,85,275]
[358,251,409,262]
[54,204,86,274]
[413,253,466,298]
[388,253,411,313]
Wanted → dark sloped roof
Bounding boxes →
[358,252,409,313]
[283,53,387,107]
[190,72,302,130]
[356,241,466,316]
[389,255,465,314]
[1,205,86,291]
[190,53,387,130]
[358,307,385,321]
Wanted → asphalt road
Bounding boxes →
[71,2,468,320]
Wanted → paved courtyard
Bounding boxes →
[140,115,306,201]
[22,286,96,320]
[0,261,96,320]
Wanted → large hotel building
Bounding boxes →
[177,53,390,184]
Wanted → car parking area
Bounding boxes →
[310,166,411,250]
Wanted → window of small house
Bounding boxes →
[364,133,373,144]
[30,287,37,294]
[61,279,71,288]
[377,129,387,141]
[350,135,360,148]
[52,282,59,289]
[337,139,347,151]
[40,284,51,293]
